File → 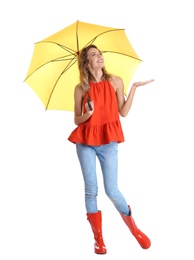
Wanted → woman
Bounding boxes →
[68,44,154,254]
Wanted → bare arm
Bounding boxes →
[74,84,94,126]
[113,76,154,117]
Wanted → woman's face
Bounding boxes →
[86,47,104,70]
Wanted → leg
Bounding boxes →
[97,142,151,249]
[76,143,107,254]
[96,142,129,215]
[76,143,98,213]
[120,206,151,249]
[86,211,107,254]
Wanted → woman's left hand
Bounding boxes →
[133,79,154,88]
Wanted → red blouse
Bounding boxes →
[68,80,124,146]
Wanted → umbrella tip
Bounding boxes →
[76,51,80,56]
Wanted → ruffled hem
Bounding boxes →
[68,120,124,146]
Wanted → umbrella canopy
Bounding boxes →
[24,20,142,111]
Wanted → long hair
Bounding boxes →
[77,44,112,92]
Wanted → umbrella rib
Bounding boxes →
[102,51,142,62]
[24,55,77,81]
[36,40,76,55]
[82,28,125,48]
[76,20,79,55]
[45,59,77,110]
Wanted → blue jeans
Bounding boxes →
[76,142,130,215]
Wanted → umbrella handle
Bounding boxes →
[87,94,93,111]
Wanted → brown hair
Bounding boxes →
[78,44,112,92]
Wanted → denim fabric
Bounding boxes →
[76,142,130,215]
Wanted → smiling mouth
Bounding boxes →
[97,59,104,63]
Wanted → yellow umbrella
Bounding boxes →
[24,20,141,111]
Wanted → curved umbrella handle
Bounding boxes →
[87,94,93,111]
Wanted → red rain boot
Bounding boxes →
[87,211,107,254]
[120,206,151,249]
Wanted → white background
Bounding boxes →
[1,0,194,259]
